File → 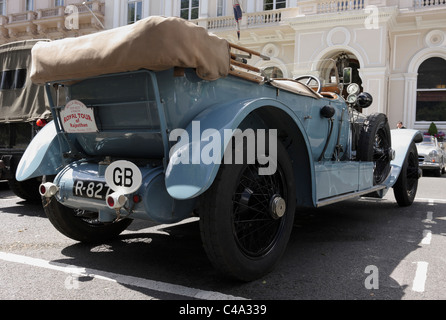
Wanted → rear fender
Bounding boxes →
[165,98,314,200]
[15,121,69,181]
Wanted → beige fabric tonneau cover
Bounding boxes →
[30,16,231,84]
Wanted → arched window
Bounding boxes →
[416,57,446,121]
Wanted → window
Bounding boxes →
[0,0,5,16]
[127,1,142,25]
[416,57,446,122]
[264,0,286,11]
[0,69,27,90]
[55,0,64,6]
[25,0,34,11]
[217,0,225,17]
[181,0,199,20]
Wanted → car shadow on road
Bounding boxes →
[0,188,46,218]
[46,196,446,300]
[280,197,446,300]
[53,218,247,299]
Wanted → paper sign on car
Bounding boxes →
[60,100,98,133]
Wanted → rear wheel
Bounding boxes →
[42,176,132,243]
[8,178,41,203]
[199,136,296,281]
[393,141,419,206]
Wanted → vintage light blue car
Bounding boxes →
[17,17,422,281]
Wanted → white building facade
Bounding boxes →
[106,0,446,133]
[0,1,105,41]
[0,1,444,132]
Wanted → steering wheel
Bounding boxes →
[294,75,322,93]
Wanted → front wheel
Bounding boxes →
[393,141,419,207]
[199,138,296,281]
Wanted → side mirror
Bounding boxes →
[343,67,352,84]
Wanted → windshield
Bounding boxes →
[418,136,436,146]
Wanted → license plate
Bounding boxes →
[73,180,111,200]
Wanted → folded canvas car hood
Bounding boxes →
[30,16,231,84]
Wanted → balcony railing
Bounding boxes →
[195,0,446,33]
[414,0,446,7]
[2,1,104,24]
[36,1,104,19]
[196,8,288,31]
[8,12,36,24]
[317,0,365,13]
[195,3,367,32]
[38,7,64,19]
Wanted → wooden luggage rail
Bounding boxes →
[228,43,270,83]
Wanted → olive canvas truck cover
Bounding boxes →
[0,40,50,125]
[0,39,51,200]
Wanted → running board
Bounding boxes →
[316,185,387,208]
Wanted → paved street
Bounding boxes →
[0,174,445,301]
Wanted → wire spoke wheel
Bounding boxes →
[233,162,287,258]
[199,137,296,281]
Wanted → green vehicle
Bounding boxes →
[0,39,51,201]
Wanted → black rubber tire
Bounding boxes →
[393,141,419,207]
[8,178,41,203]
[42,176,132,243]
[357,113,392,185]
[199,135,296,282]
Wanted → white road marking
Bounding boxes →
[411,206,435,293]
[0,251,247,300]
[412,261,428,293]
[422,211,435,224]
[420,230,432,245]
[126,217,200,236]
[416,198,446,204]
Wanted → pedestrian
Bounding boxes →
[397,121,406,129]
